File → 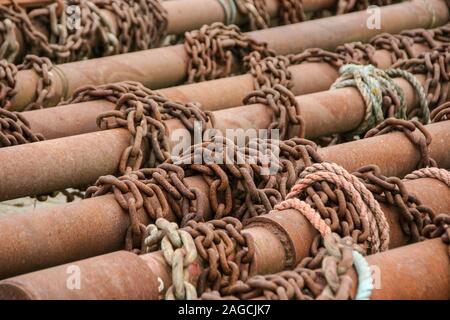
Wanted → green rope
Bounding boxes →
[331,64,429,136]
[216,0,237,25]
[385,68,430,124]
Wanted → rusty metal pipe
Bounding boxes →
[10,0,448,111]
[1,239,447,300]
[0,187,448,300]
[350,238,450,300]
[2,71,444,200]
[0,124,449,279]
[21,41,434,140]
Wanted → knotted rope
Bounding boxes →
[275,162,390,254]
[331,64,429,135]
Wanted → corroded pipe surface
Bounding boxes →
[0,71,446,201]
[0,137,448,280]
[22,44,433,139]
[11,0,448,110]
[0,218,447,299]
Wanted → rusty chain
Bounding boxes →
[202,165,450,300]
[87,136,322,252]
[144,218,198,300]
[240,25,450,146]
[184,22,274,83]
[201,232,359,300]
[0,0,168,63]
[184,217,255,297]
[0,108,44,147]
[145,216,255,299]
[431,101,450,122]
[0,54,56,111]
[392,49,450,111]
[354,165,436,243]
[364,118,437,169]
[171,136,323,222]
[284,162,390,255]
[404,167,450,257]
[64,81,215,174]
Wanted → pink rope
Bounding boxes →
[275,198,332,237]
[404,167,450,187]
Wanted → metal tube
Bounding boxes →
[350,238,450,300]
[1,72,442,199]
[0,124,448,279]
[10,0,449,111]
[0,188,447,299]
[21,43,433,139]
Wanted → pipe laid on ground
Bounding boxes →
[21,40,438,139]
[10,0,448,111]
[0,122,448,279]
[0,176,448,299]
[0,71,444,200]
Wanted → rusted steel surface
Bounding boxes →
[350,238,450,300]
[21,44,433,139]
[10,0,449,111]
[246,176,450,271]
[0,251,160,300]
[0,199,448,299]
[0,127,448,279]
[0,68,445,200]
[0,175,208,279]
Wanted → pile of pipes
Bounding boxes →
[0,0,448,300]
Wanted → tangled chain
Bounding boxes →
[392,50,450,111]
[354,165,436,243]
[371,27,447,63]
[0,55,56,111]
[202,232,362,300]
[87,136,322,251]
[331,64,429,135]
[172,136,323,221]
[184,22,273,83]
[240,25,450,144]
[145,217,255,299]
[243,84,305,139]
[0,0,168,63]
[364,118,437,169]
[281,162,390,254]
[144,218,198,300]
[203,162,449,300]
[404,167,450,257]
[431,101,450,122]
[64,81,215,174]
[0,108,44,147]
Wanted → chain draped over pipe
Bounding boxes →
[364,118,437,169]
[145,216,256,299]
[86,136,323,252]
[201,164,449,300]
[0,0,168,63]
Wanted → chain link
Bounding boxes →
[0,0,168,63]
[64,81,215,174]
[364,118,437,169]
[184,22,273,83]
[144,218,198,300]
